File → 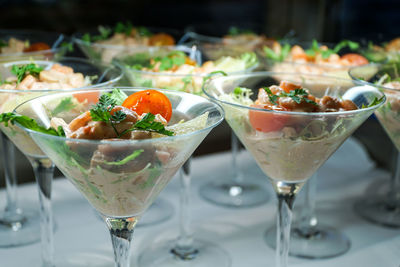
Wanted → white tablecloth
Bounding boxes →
[1,137,400,267]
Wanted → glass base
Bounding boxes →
[138,239,231,267]
[199,178,269,208]
[54,251,120,267]
[264,224,351,259]
[354,197,400,228]
[138,198,174,227]
[0,209,41,247]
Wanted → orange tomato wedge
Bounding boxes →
[148,33,175,46]
[23,42,51,52]
[341,53,369,66]
[122,89,172,122]
[249,104,289,132]
[73,91,100,104]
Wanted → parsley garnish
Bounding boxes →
[52,97,76,116]
[263,87,279,104]
[114,22,133,36]
[103,149,144,166]
[61,42,74,52]
[90,93,174,137]
[182,75,192,91]
[263,87,317,106]
[89,94,122,136]
[361,96,385,108]
[123,113,174,136]
[0,80,11,85]
[11,63,44,84]
[263,43,291,62]
[0,112,65,136]
[305,39,360,59]
[154,51,187,71]
[136,26,152,37]
[227,26,255,36]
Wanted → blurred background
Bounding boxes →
[1,0,400,41]
[0,0,399,185]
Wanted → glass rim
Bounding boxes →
[0,56,124,93]
[349,63,400,92]
[202,71,386,116]
[122,62,259,78]
[264,59,355,70]
[13,87,225,145]
[73,35,187,50]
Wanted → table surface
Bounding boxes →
[1,137,400,267]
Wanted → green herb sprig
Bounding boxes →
[227,26,255,36]
[90,92,174,137]
[263,87,317,106]
[263,43,291,62]
[0,113,65,136]
[154,51,187,71]
[121,113,174,136]
[52,97,76,116]
[361,96,385,108]
[305,39,360,59]
[114,22,133,36]
[11,63,44,84]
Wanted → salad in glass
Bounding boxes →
[116,48,258,94]
[74,22,178,63]
[0,29,69,63]
[261,40,369,78]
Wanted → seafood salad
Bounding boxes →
[221,26,276,48]
[122,50,258,94]
[219,80,376,183]
[0,37,51,54]
[264,40,369,77]
[0,89,209,217]
[0,62,92,113]
[77,22,176,63]
[0,61,94,157]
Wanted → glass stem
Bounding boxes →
[231,132,243,184]
[0,132,23,228]
[388,151,400,206]
[276,193,295,267]
[105,217,138,267]
[171,158,198,260]
[296,173,318,235]
[27,156,55,267]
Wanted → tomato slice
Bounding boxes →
[341,53,369,66]
[122,89,172,122]
[23,42,51,52]
[73,91,100,104]
[148,33,175,46]
[249,104,289,132]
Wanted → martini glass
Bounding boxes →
[0,30,68,248]
[182,34,272,208]
[261,62,370,258]
[0,58,122,265]
[349,62,400,227]
[13,87,224,267]
[203,72,385,267]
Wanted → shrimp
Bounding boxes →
[68,111,92,131]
